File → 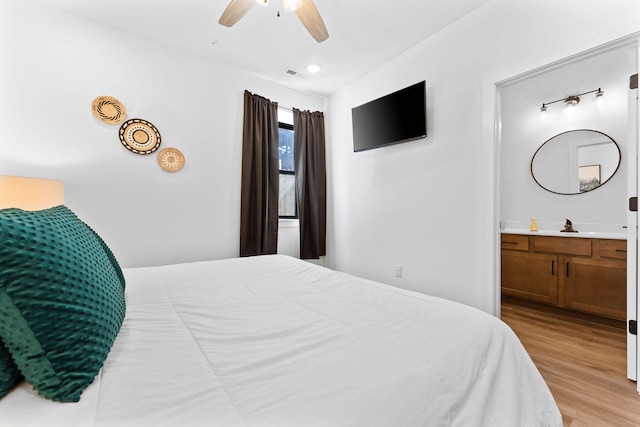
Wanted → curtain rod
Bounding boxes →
[278,105,323,114]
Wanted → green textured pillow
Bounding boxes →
[0,205,126,402]
[0,341,21,398]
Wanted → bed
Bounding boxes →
[0,207,561,426]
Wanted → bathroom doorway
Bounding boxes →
[495,37,639,382]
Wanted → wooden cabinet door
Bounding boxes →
[501,250,558,304]
[563,257,626,320]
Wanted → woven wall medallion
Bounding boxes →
[157,147,185,172]
[91,96,127,125]
[118,118,161,155]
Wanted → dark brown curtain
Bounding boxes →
[293,108,326,259]
[239,91,279,257]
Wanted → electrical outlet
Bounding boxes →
[395,265,402,278]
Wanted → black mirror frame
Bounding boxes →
[530,129,621,195]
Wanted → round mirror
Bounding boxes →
[530,129,620,195]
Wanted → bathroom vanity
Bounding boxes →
[501,232,626,321]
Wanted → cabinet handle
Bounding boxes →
[616,249,627,253]
[551,260,555,275]
[566,262,570,277]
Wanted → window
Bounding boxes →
[278,122,297,218]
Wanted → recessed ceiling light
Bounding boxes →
[306,63,322,74]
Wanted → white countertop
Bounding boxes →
[501,229,627,240]
[501,221,627,240]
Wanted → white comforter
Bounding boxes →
[0,255,561,426]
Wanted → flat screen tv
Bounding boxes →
[352,81,426,152]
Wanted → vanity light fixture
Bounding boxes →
[538,88,604,114]
[563,95,579,116]
[564,95,580,108]
[539,104,548,117]
[595,88,605,106]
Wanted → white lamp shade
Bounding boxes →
[283,0,302,12]
[0,176,65,210]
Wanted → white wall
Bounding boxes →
[325,0,640,312]
[0,0,325,268]
[3,0,640,314]
[500,44,634,232]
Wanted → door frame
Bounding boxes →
[483,33,640,383]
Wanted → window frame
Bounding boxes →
[278,122,298,219]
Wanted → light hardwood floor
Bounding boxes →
[501,297,640,427]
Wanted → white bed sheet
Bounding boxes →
[0,255,561,426]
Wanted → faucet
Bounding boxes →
[560,219,578,233]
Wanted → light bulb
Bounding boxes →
[594,89,605,107]
[306,63,321,73]
[563,96,579,116]
[564,96,580,108]
[539,104,548,120]
[255,0,269,6]
[283,0,302,12]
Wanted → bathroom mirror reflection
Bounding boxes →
[530,129,620,195]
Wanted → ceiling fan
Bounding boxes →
[218,0,329,43]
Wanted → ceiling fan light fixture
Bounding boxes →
[220,0,328,42]
[283,0,302,12]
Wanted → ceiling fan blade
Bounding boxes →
[219,0,256,27]
[295,0,329,43]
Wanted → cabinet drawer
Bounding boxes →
[501,234,529,251]
[533,236,591,256]
[599,239,627,260]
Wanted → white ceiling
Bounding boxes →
[41,0,491,96]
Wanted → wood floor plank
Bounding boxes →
[501,297,640,427]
